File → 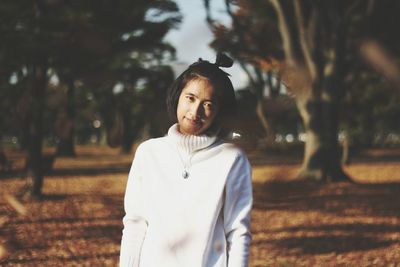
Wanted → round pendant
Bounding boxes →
[182,170,189,179]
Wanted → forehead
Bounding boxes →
[182,78,218,100]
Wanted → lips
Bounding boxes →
[185,117,201,126]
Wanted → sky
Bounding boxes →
[164,0,247,89]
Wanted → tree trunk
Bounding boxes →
[255,99,275,145]
[56,79,76,156]
[106,109,124,148]
[360,106,374,147]
[341,132,351,165]
[297,96,350,182]
[121,109,133,154]
[28,60,48,197]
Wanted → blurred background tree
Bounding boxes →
[204,0,400,182]
[0,0,181,197]
[1,0,400,197]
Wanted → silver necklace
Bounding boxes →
[167,133,216,179]
[176,148,194,179]
[175,145,211,178]
[167,141,195,179]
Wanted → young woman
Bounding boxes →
[120,53,253,267]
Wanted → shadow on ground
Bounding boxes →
[251,180,400,260]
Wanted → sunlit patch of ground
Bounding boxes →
[1,146,400,266]
[344,162,400,184]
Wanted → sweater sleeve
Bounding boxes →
[120,145,148,267]
[224,152,253,267]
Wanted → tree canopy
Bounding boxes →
[0,0,182,196]
[205,0,400,181]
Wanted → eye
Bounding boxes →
[203,102,213,110]
[185,95,195,102]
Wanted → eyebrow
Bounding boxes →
[185,92,215,103]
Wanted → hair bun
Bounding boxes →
[215,52,233,68]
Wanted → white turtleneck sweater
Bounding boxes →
[120,124,252,267]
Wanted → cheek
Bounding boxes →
[204,108,219,123]
[176,97,186,116]
[205,109,215,118]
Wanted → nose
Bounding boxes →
[190,102,203,119]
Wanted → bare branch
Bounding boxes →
[360,39,400,90]
[224,0,246,38]
[203,0,216,28]
[294,0,317,80]
[269,0,295,65]
[306,9,318,55]
[238,60,257,91]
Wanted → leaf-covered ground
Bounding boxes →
[1,146,400,266]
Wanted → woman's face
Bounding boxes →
[176,78,219,135]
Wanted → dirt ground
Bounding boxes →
[1,146,400,266]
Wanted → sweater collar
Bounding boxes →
[167,123,218,155]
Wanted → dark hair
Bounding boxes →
[166,53,237,135]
